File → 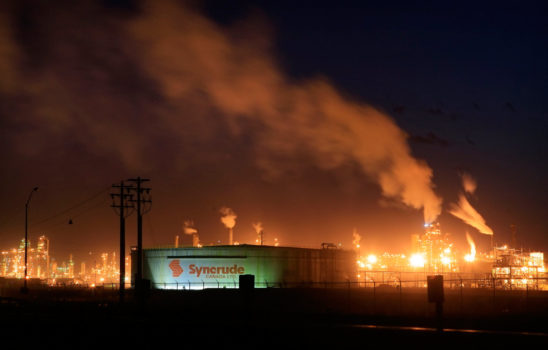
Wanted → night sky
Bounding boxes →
[1,0,547,265]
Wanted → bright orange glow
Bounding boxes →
[367,254,378,264]
[409,253,425,268]
[464,232,476,262]
[440,255,451,265]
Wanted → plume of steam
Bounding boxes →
[220,207,237,229]
[252,222,263,234]
[220,207,237,245]
[183,220,197,235]
[183,220,200,247]
[449,174,493,235]
[462,173,477,194]
[0,1,442,223]
[129,1,442,223]
[464,231,476,262]
[253,222,263,245]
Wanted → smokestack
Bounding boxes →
[220,207,237,245]
[183,220,200,247]
[175,235,179,248]
[192,234,200,248]
[253,222,263,245]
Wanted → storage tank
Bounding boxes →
[134,244,356,289]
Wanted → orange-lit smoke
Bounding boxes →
[129,1,442,223]
[462,173,477,194]
[183,220,197,235]
[253,222,263,244]
[183,220,200,247]
[220,207,237,229]
[449,174,493,235]
[464,232,476,262]
[253,222,263,234]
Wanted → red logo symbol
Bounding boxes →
[169,260,183,277]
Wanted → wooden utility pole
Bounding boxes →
[111,181,134,303]
[127,177,151,292]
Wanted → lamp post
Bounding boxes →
[22,186,38,293]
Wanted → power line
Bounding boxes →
[29,186,111,227]
[29,197,109,236]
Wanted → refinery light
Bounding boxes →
[409,253,425,268]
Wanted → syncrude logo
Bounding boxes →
[168,260,245,278]
[169,260,184,277]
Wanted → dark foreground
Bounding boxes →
[1,286,547,347]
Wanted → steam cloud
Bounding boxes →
[183,220,197,235]
[253,222,263,234]
[0,0,442,222]
[462,173,477,194]
[449,174,493,235]
[220,207,237,229]
[131,1,442,222]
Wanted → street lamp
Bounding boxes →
[22,186,38,293]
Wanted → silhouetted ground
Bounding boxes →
[1,286,547,347]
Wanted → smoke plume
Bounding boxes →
[449,174,493,235]
[0,0,442,223]
[462,173,477,194]
[220,207,237,229]
[253,222,263,234]
[183,220,197,235]
[129,1,442,223]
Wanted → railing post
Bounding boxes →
[398,278,402,313]
[492,276,496,312]
[373,280,376,314]
[460,277,463,313]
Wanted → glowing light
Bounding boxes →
[464,232,476,262]
[367,254,378,264]
[441,256,451,265]
[409,253,425,268]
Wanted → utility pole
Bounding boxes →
[127,177,151,292]
[111,181,134,303]
[22,187,38,294]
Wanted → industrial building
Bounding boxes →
[134,244,357,290]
